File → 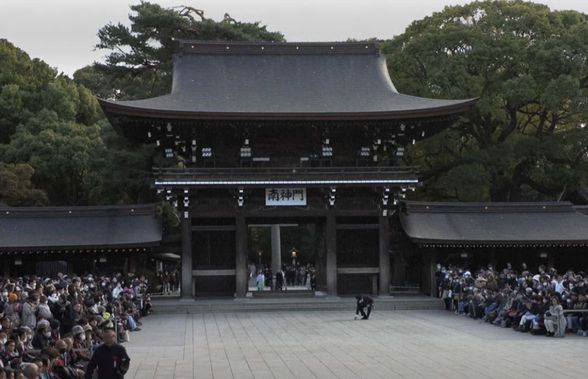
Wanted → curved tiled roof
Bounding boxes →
[0,204,161,251]
[400,201,588,246]
[99,41,476,121]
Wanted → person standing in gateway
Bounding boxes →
[85,328,130,379]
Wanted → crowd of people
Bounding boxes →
[0,273,152,378]
[251,263,317,291]
[436,263,588,338]
[155,270,179,295]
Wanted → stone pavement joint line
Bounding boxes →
[124,310,588,379]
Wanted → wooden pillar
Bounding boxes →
[326,211,337,296]
[547,252,555,270]
[271,225,281,290]
[489,248,497,269]
[378,213,391,296]
[2,258,10,277]
[180,208,193,300]
[128,255,138,274]
[429,249,438,297]
[235,214,248,297]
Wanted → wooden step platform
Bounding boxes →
[152,295,443,314]
[251,290,315,298]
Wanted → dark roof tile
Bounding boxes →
[0,204,161,251]
[100,41,476,120]
[400,201,588,245]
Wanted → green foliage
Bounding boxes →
[85,122,156,205]
[158,200,180,233]
[0,110,106,205]
[8,0,587,210]
[71,1,285,214]
[76,1,285,100]
[0,40,102,141]
[383,0,588,201]
[0,162,48,206]
[1,3,284,208]
[0,39,106,205]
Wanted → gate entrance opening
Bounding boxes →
[247,221,321,292]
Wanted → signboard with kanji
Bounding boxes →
[265,188,307,206]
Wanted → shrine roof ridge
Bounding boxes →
[178,40,379,55]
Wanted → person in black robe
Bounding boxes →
[355,295,374,320]
[85,328,130,379]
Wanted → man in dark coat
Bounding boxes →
[355,295,374,320]
[85,328,130,379]
[275,269,284,291]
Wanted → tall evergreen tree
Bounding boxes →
[383,0,588,201]
[75,2,284,100]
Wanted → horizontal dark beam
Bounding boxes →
[0,246,154,254]
[416,241,588,248]
[192,225,236,231]
[154,166,419,188]
[336,224,379,230]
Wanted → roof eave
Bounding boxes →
[0,241,161,253]
[98,98,478,122]
[409,239,588,246]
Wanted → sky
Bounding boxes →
[1,0,588,76]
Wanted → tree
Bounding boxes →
[0,162,47,206]
[0,110,106,205]
[75,1,285,100]
[1,3,284,207]
[0,39,107,205]
[382,0,588,201]
[0,39,102,143]
[85,123,156,205]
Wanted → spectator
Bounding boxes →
[435,262,588,338]
[85,329,130,379]
[21,363,39,379]
[20,296,37,330]
[256,272,265,292]
[31,326,51,350]
[36,296,52,321]
[544,297,566,337]
[1,339,19,367]
[0,273,152,378]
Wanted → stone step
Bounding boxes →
[390,288,422,296]
[252,290,315,298]
[152,296,443,314]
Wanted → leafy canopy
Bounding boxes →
[0,39,104,205]
[1,3,284,208]
[382,0,588,201]
[75,1,284,100]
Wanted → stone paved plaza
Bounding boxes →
[124,310,587,379]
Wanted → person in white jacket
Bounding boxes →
[112,283,123,299]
